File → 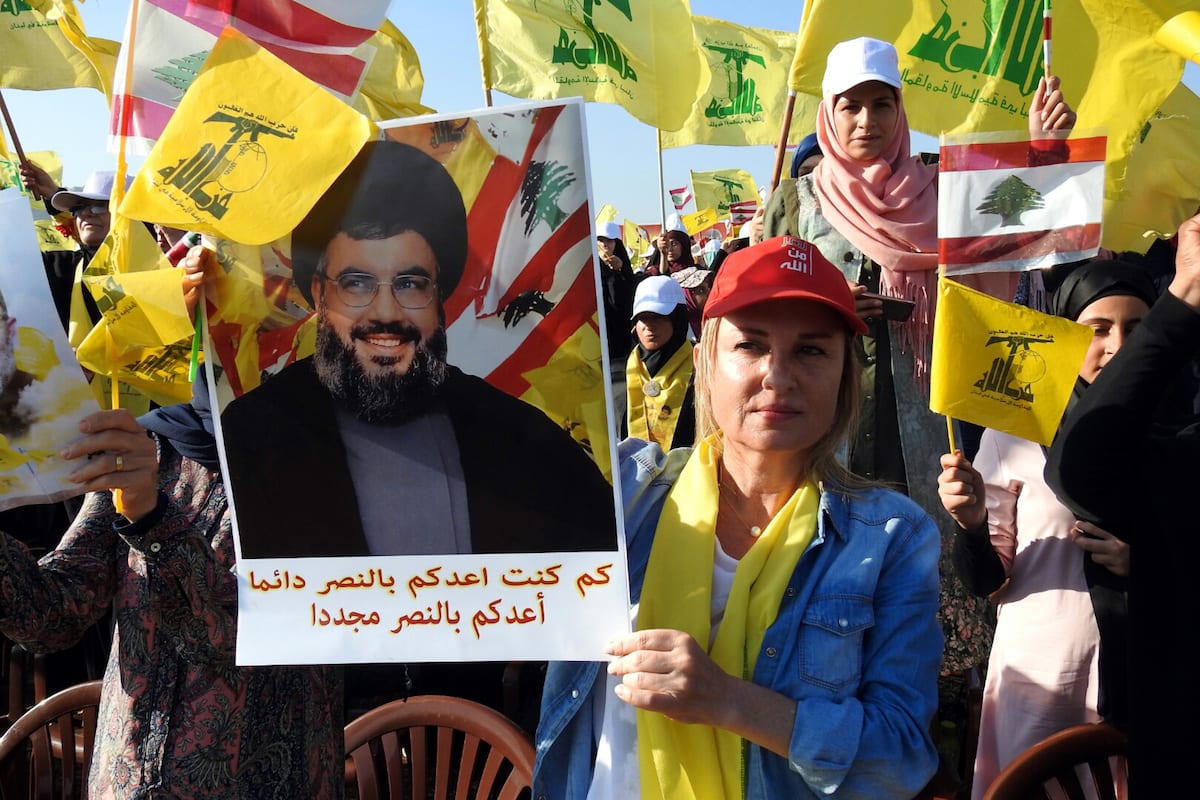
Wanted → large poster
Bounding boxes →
[206,99,629,665]
[0,190,100,511]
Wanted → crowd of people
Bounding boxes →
[0,31,1196,800]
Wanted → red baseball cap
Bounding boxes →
[703,236,867,333]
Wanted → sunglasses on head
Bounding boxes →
[70,204,109,217]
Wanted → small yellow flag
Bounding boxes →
[681,208,719,236]
[930,277,1093,446]
[119,27,375,246]
[594,203,619,226]
[623,219,650,260]
[691,168,757,220]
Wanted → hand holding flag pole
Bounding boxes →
[0,90,41,201]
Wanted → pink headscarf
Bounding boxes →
[811,90,939,292]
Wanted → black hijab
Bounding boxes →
[138,369,220,470]
[637,305,691,377]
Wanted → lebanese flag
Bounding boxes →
[938,133,1107,275]
[439,103,599,399]
[110,0,387,153]
[668,186,692,212]
[729,199,758,225]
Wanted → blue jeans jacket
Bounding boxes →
[533,439,942,799]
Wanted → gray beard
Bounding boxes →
[312,310,449,425]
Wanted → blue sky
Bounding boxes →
[5,1,1198,227]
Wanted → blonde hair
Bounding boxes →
[692,315,873,492]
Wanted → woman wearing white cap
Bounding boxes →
[535,236,942,799]
[623,276,695,450]
[764,37,1076,685]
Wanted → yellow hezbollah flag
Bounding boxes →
[0,148,64,212]
[1104,82,1200,252]
[119,27,375,246]
[930,277,1092,446]
[662,16,819,149]
[623,219,651,260]
[789,0,1184,207]
[691,168,757,220]
[1154,8,1200,64]
[351,19,435,121]
[681,207,719,236]
[474,0,708,131]
[1,0,117,93]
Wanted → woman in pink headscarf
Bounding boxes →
[764,36,1076,708]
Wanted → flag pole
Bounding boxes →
[656,128,667,230]
[937,262,958,453]
[770,90,797,194]
[0,90,41,201]
[473,0,495,106]
[1042,0,1053,78]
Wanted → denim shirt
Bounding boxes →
[533,439,942,800]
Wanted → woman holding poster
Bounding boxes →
[0,375,343,797]
[534,236,943,799]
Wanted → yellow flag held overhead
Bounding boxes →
[119,28,375,246]
[662,16,818,149]
[930,277,1092,446]
[691,168,757,220]
[1,0,117,93]
[790,0,1185,209]
[475,0,708,131]
[681,208,719,236]
[594,203,619,225]
[1103,82,1200,252]
[351,20,435,121]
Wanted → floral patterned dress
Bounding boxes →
[0,440,344,799]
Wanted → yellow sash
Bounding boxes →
[625,342,693,446]
[636,436,818,800]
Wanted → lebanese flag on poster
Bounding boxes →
[110,0,388,153]
[444,103,597,400]
[938,133,1107,275]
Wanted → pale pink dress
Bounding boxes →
[970,429,1101,800]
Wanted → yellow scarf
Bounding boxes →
[626,342,693,446]
[636,436,819,800]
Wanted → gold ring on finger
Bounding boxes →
[115,454,124,472]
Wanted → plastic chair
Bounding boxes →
[981,722,1128,800]
[0,680,102,800]
[344,694,534,800]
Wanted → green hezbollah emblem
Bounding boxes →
[0,1,33,17]
[703,44,766,120]
[551,0,637,81]
[909,0,1044,97]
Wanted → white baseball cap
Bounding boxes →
[597,220,622,240]
[822,37,902,98]
[665,213,687,233]
[632,275,686,319]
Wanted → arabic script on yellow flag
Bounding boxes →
[475,0,707,131]
[789,0,1184,207]
[930,277,1092,446]
[1,0,117,93]
[119,27,375,246]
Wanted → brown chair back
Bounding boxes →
[0,680,102,800]
[344,694,534,800]
[981,722,1128,800]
